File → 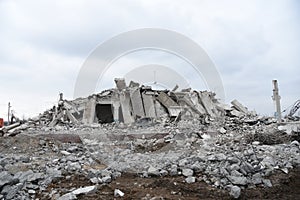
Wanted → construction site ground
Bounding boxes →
[39,168,300,200]
[1,129,300,200]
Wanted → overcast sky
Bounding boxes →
[0,0,299,119]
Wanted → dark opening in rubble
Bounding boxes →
[95,104,114,123]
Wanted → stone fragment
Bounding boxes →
[0,171,13,187]
[229,186,241,199]
[27,173,44,182]
[251,173,262,185]
[72,186,97,195]
[58,192,77,200]
[61,151,71,156]
[185,176,196,183]
[148,166,160,176]
[228,176,247,185]
[182,168,193,177]
[114,189,125,197]
[101,176,111,183]
[262,179,272,187]
[219,127,227,134]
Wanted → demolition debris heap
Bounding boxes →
[40,78,254,127]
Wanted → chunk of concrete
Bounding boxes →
[129,80,140,88]
[148,166,160,176]
[142,93,156,118]
[114,189,125,197]
[82,97,96,124]
[58,192,77,200]
[129,88,145,118]
[198,91,218,118]
[72,186,97,195]
[156,92,178,108]
[114,78,126,90]
[0,171,13,188]
[185,176,196,183]
[230,110,244,117]
[229,186,241,199]
[228,176,247,185]
[120,91,135,124]
[231,99,249,114]
[182,168,194,177]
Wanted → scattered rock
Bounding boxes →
[185,176,196,183]
[148,166,160,176]
[58,192,77,200]
[72,186,97,195]
[228,176,247,185]
[182,168,193,177]
[229,185,241,199]
[114,189,125,197]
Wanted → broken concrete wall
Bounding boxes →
[114,78,126,91]
[120,91,135,124]
[82,97,96,124]
[156,92,181,117]
[142,92,156,118]
[231,99,249,114]
[129,88,145,118]
[198,91,220,118]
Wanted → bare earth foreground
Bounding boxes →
[42,168,300,200]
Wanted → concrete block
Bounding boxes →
[142,93,156,118]
[198,91,218,118]
[156,92,178,108]
[120,91,135,124]
[114,78,126,90]
[231,99,249,114]
[129,88,145,118]
[82,97,96,124]
[156,92,180,116]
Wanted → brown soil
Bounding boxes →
[38,168,300,200]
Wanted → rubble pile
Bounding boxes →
[0,79,299,199]
[1,78,259,136]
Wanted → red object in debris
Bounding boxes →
[0,118,3,128]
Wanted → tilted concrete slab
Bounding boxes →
[142,93,156,118]
[198,91,218,118]
[82,97,96,124]
[129,88,145,118]
[120,91,135,124]
[114,78,126,91]
[157,92,181,116]
[231,99,249,114]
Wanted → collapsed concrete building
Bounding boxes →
[0,78,257,136]
[47,78,254,127]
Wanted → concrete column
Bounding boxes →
[272,80,282,122]
[82,97,96,124]
[112,101,120,122]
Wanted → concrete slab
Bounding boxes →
[142,93,156,118]
[82,97,96,124]
[129,88,145,118]
[120,91,135,124]
[231,99,249,114]
[114,78,126,91]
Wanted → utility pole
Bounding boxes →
[272,80,281,122]
[8,102,11,125]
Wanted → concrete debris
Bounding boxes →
[114,189,125,197]
[231,99,249,114]
[1,78,262,136]
[185,176,196,183]
[229,185,241,199]
[71,186,97,195]
[0,78,299,199]
[182,168,194,177]
[58,192,77,200]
